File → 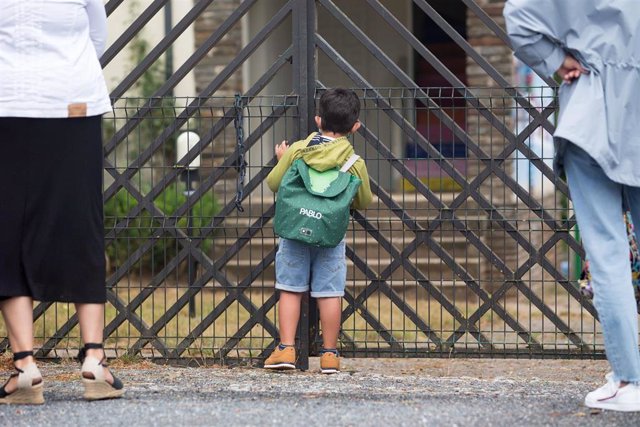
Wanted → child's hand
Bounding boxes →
[275,140,289,161]
[556,55,588,84]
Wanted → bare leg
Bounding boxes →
[75,303,113,383]
[278,291,303,346]
[317,297,341,349]
[0,297,36,393]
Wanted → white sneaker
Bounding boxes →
[585,376,640,412]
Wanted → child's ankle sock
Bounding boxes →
[278,343,295,351]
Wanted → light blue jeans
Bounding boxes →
[564,143,640,383]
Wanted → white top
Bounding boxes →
[0,0,111,118]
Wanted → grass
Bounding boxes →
[0,279,602,361]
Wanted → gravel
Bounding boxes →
[1,358,639,426]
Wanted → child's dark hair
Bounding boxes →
[318,88,360,134]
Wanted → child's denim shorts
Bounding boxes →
[275,238,346,297]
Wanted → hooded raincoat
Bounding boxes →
[504,0,640,185]
[267,133,372,210]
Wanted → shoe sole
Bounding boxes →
[321,368,339,374]
[585,399,640,412]
[83,379,125,401]
[264,363,296,370]
[0,383,44,405]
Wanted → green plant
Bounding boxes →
[102,2,214,274]
[104,184,219,273]
[102,0,178,179]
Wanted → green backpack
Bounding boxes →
[273,154,362,247]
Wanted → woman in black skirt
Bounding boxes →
[0,0,124,403]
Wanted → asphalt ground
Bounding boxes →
[1,358,639,426]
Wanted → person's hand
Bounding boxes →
[556,55,588,83]
[275,140,289,161]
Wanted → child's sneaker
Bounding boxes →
[264,345,296,370]
[320,350,340,374]
[585,375,640,412]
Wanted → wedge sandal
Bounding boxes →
[0,351,44,405]
[78,343,125,401]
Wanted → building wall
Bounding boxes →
[465,1,516,288]
[465,0,513,186]
[466,0,511,88]
[192,1,244,199]
[102,0,558,295]
[197,1,413,196]
[466,1,560,289]
[121,0,543,291]
[193,0,243,96]
[316,1,413,192]
[104,0,197,98]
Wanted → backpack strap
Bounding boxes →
[340,154,360,173]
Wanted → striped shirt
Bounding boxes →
[306,133,335,147]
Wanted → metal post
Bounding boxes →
[182,169,200,318]
[292,0,317,370]
[163,1,174,89]
[177,131,202,318]
[186,204,197,318]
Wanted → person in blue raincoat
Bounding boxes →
[504,0,640,412]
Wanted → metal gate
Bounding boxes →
[2,0,602,367]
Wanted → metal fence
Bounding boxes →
[0,0,605,367]
[1,87,603,366]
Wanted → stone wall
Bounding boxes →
[465,1,523,289]
[193,0,243,96]
[465,1,562,290]
[466,1,511,88]
[465,0,513,185]
[193,0,243,199]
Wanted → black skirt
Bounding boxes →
[0,117,106,303]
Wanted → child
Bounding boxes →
[264,88,372,373]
